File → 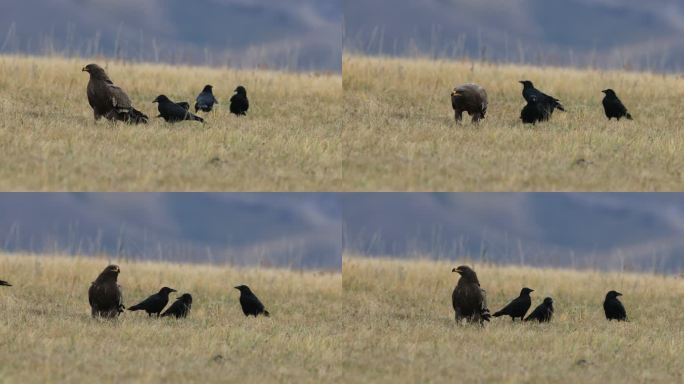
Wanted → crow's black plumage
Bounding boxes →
[604,291,627,321]
[451,266,491,324]
[235,285,269,317]
[524,297,554,323]
[176,101,191,111]
[153,95,204,123]
[493,287,534,321]
[88,265,124,318]
[128,287,177,317]
[520,80,565,120]
[520,95,545,124]
[451,83,488,123]
[229,86,249,116]
[195,85,218,112]
[602,89,632,121]
[0,279,10,287]
[161,293,193,318]
[82,63,148,124]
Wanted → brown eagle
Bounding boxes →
[82,63,148,124]
[88,264,124,318]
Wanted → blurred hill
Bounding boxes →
[344,0,684,72]
[343,193,684,273]
[0,0,341,71]
[0,193,341,269]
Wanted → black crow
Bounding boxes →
[82,63,148,124]
[520,80,565,119]
[162,293,193,318]
[520,95,545,124]
[229,86,249,116]
[235,285,269,317]
[153,95,204,123]
[88,265,124,318]
[195,85,218,112]
[602,89,632,121]
[493,287,534,321]
[451,266,491,324]
[128,287,177,317]
[604,291,627,321]
[524,297,554,323]
[451,83,488,123]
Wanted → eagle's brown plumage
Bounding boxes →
[88,265,124,318]
[451,265,490,324]
[451,83,488,123]
[82,63,148,124]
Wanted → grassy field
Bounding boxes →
[342,256,684,383]
[0,254,342,383]
[0,55,341,191]
[343,55,684,191]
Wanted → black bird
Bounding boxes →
[524,297,554,323]
[604,291,627,321]
[235,285,270,317]
[493,287,534,321]
[195,85,218,112]
[602,89,633,121]
[229,86,249,116]
[520,80,565,120]
[161,293,193,318]
[82,63,148,124]
[153,95,204,123]
[88,265,124,318]
[520,95,545,124]
[0,280,10,287]
[128,287,177,317]
[451,266,491,324]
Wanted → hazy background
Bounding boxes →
[343,193,684,274]
[0,0,341,71]
[344,0,684,72]
[0,193,341,269]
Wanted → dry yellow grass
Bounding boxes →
[0,254,342,383]
[343,55,684,191]
[0,55,341,191]
[342,256,684,383]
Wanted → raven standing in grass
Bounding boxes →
[604,291,627,321]
[451,266,491,324]
[451,83,488,123]
[162,293,193,318]
[153,95,204,123]
[195,85,218,112]
[493,287,534,321]
[82,63,148,124]
[524,297,554,323]
[128,287,177,317]
[235,285,270,317]
[521,95,545,124]
[520,80,565,121]
[0,280,10,287]
[88,265,124,318]
[229,86,249,116]
[602,89,633,121]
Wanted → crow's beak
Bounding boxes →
[451,268,457,273]
[81,67,88,72]
[616,292,622,296]
[519,81,525,84]
[170,288,177,292]
[602,90,608,94]
[152,97,159,103]
[234,286,240,290]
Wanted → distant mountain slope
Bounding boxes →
[344,0,684,71]
[0,0,341,71]
[342,194,684,273]
[0,193,341,269]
